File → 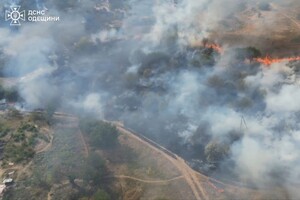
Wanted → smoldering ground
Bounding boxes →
[1,0,300,197]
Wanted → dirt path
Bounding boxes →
[271,3,300,31]
[51,114,89,157]
[48,114,219,199]
[116,125,208,200]
[111,175,184,184]
[280,12,300,30]
[77,128,89,157]
[176,157,208,200]
[36,134,53,154]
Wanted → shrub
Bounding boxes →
[79,119,119,149]
[93,189,110,200]
[205,141,230,164]
[83,153,106,184]
[234,47,262,60]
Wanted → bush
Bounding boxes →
[4,142,35,163]
[29,112,48,123]
[12,132,26,142]
[234,47,262,60]
[79,119,119,149]
[83,153,106,184]
[5,87,20,102]
[7,108,22,119]
[205,141,230,164]
[0,125,10,138]
[92,189,110,200]
[0,85,20,102]
[17,123,38,133]
[74,37,96,54]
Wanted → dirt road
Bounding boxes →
[271,3,300,30]
[77,128,89,157]
[50,113,219,200]
[111,175,184,184]
[116,125,209,200]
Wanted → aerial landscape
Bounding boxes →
[0,0,300,199]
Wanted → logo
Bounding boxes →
[4,5,60,26]
[5,6,26,26]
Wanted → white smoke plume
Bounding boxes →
[1,0,300,197]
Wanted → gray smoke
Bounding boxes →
[1,0,300,197]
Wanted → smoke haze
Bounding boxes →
[1,0,300,197]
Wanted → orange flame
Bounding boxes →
[254,55,300,65]
[204,43,223,53]
[189,39,223,53]
[208,180,225,194]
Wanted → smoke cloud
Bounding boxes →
[1,0,300,197]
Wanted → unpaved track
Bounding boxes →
[36,134,53,154]
[51,114,89,157]
[177,157,208,200]
[116,125,208,200]
[280,12,300,30]
[271,3,300,31]
[111,175,184,184]
[49,113,220,199]
[77,128,89,157]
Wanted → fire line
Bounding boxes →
[254,55,300,66]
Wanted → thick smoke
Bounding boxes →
[1,0,300,197]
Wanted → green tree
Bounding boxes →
[205,141,230,164]
[83,153,106,184]
[5,87,20,102]
[79,119,119,149]
[92,189,110,200]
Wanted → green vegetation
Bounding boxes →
[79,119,119,149]
[204,141,230,164]
[0,124,10,138]
[7,108,22,119]
[92,189,111,200]
[3,142,35,163]
[191,48,216,67]
[0,86,20,102]
[74,37,96,54]
[2,123,40,164]
[29,112,48,124]
[30,127,87,190]
[17,123,38,133]
[29,104,58,125]
[26,126,111,199]
[83,152,106,184]
[235,47,262,60]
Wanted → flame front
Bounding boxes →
[254,55,300,65]
[204,43,223,53]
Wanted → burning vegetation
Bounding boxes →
[0,0,300,199]
[254,55,300,65]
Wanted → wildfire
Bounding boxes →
[188,37,223,53]
[204,43,223,53]
[254,55,300,65]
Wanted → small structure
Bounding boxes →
[8,171,15,176]
[3,178,13,186]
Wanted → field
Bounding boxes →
[209,1,300,57]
